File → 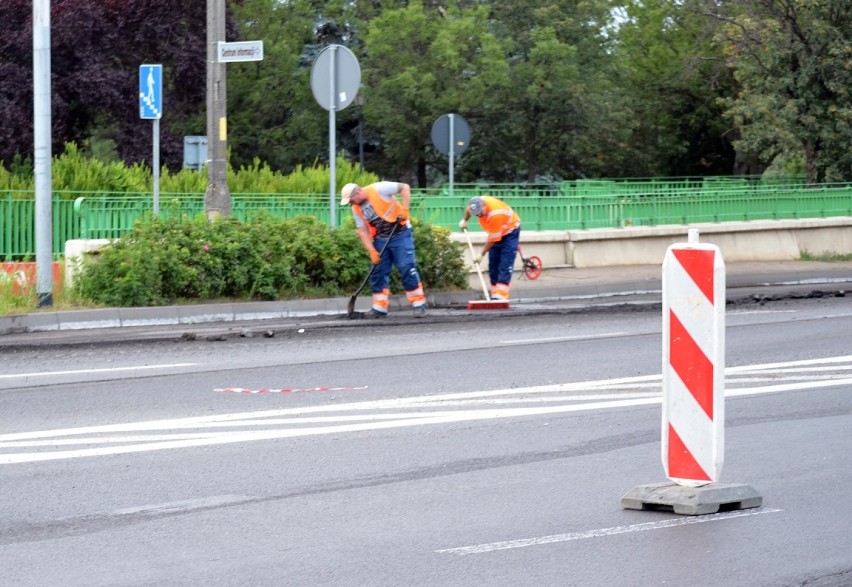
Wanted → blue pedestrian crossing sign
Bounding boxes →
[139,64,163,119]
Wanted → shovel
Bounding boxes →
[346,222,398,317]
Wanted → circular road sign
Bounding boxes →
[310,45,361,111]
[431,113,471,156]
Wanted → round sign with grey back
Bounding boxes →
[431,113,471,156]
[310,45,361,111]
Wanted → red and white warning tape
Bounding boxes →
[215,386,368,394]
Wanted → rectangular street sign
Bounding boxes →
[139,64,163,119]
[217,41,264,63]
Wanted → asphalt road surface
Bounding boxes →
[1,296,851,586]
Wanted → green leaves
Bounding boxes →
[72,213,468,307]
[716,0,852,182]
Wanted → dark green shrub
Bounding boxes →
[73,213,467,307]
[389,220,468,294]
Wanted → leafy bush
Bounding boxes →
[73,213,468,307]
[1,142,379,197]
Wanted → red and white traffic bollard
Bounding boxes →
[621,229,762,514]
[661,228,725,486]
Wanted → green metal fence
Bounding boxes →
[1,191,79,260]
[2,179,851,260]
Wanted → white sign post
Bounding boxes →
[310,45,361,228]
[139,64,162,214]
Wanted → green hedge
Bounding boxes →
[1,143,378,196]
[72,214,468,307]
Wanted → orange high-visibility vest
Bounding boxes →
[475,196,520,242]
[352,184,406,238]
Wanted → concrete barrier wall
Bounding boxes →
[65,217,852,283]
[452,217,852,269]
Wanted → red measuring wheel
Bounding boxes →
[523,255,543,280]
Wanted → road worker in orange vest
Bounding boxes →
[458,195,521,301]
[341,181,428,318]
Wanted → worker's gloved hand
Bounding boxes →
[458,219,468,230]
[370,250,382,265]
[399,207,410,222]
[472,254,482,264]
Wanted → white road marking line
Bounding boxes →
[0,398,666,463]
[111,495,252,516]
[727,378,852,397]
[739,365,852,374]
[730,310,797,315]
[500,332,629,345]
[2,356,850,465]
[437,508,783,555]
[0,363,197,380]
[727,355,852,372]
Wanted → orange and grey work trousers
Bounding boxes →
[370,226,427,314]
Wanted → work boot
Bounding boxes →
[413,305,427,318]
[366,310,387,319]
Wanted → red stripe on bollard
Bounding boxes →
[672,249,715,303]
[668,423,711,482]
[669,311,714,419]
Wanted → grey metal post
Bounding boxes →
[153,119,160,214]
[205,0,231,218]
[33,0,52,307]
[328,45,337,228]
[449,114,455,199]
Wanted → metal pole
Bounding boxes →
[328,45,337,228]
[358,110,364,173]
[449,114,455,199]
[205,0,230,218]
[152,118,160,214]
[33,0,52,307]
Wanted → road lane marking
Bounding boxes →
[730,310,796,315]
[727,355,852,371]
[2,355,851,465]
[500,332,629,345]
[436,508,783,555]
[0,363,197,380]
[111,495,251,516]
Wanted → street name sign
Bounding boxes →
[218,41,264,63]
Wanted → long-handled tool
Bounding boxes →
[347,223,398,318]
[462,228,510,310]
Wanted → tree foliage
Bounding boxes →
[613,0,738,176]
[1,0,849,184]
[714,0,852,183]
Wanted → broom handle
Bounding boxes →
[463,229,491,300]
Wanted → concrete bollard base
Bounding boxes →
[621,481,763,516]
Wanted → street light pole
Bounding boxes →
[33,0,52,307]
[205,0,231,218]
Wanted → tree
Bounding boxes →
[0,0,223,172]
[714,0,852,183]
[226,0,326,172]
[612,0,739,177]
[475,0,628,182]
[360,1,509,185]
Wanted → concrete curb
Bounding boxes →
[2,262,850,342]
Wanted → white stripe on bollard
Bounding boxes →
[661,241,725,487]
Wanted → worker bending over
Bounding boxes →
[340,181,428,318]
[459,195,521,301]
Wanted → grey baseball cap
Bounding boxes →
[468,196,485,216]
